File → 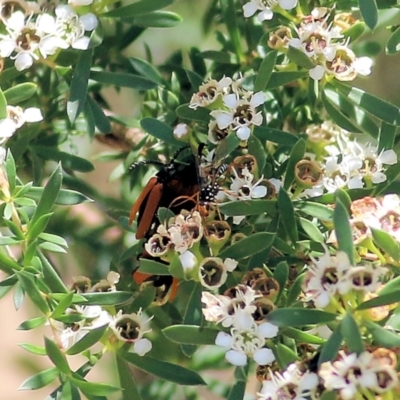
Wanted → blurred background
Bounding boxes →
[1,1,400,399]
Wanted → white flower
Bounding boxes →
[69,0,93,6]
[243,0,297,22]
[211,92,265,141]
[173,123,189,139]
[258,364,318,400]
[189,76,232,109]
[201,285,258,328]
[226,167,267,201]
[309,65,325,80]
[0,106,42,143]
[179,250,197,272]
[53,305,112,350]
[302,249,352,308]
[199,257,238,290]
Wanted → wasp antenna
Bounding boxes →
[129,160,165,171]
[171,145,191,162]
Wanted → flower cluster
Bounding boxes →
[145,210,203,271]
[51,272,153,356]
[350,194,400,244]
[189,76,266,142]
[202,269,280,366]
[319,350,399,399]
[0,0,98,71]
[257,363,318,400]
[301,127,397,197]
[302,249,387,309]
[282,7,372,81]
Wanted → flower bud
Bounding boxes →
[173,123,191,142]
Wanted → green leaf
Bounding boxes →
[219,232,275,259]
[333,199,355,265]
[4,83,37,104]
[129,57,163,84]
[283,138,306,189]
[140,117,181,146]
[129,11,182,28]
[0,87,7,119]
[286,274,304,306]
[320,391,338,400]
[67,49,93,123]
[322,90,361,133]
[227,381,246,400]
[28,213,53,240]
[176,104,211,123]
[359,0,378,30]
[214,134,240,162]
[378,275,400,296]
[334,81,400,125]
[386,26,400,54]
[24,186,92,205]
[40,252,69,293]
[296,201,334,220]
[181,282,202,356]
[116,356,142,400]
[374,162,400,196]
[39,233,68,248]
[67,324,109,355]
[273,261,288,301]
[71,375,120,396]
[267,308,337,327]
[253,126,298,146]
[220,200,277,216]
[185,69,203,89]
[76,291,133,305]
[275,343,299,368]
[378,122,396,153]
[16,271,49,314]
[39,242,68,253]
[162,325,219,345]
[85,95,111,134]
[199,50,237,64]
[51,292,74,319]
[266,71,308,90]
[318,323,343,366]
[323,87,379,138]
[103,0,175,17]
[365,320,400,348]
[19,343,47,355]
[5,151,16,192]
[287,45,314,69]
[278,188,298,244]
[248,134,266,174]
[283,327,326,345]
[29,164,62,229]
[18,316,47,330]
[45,336,71,374]
[129,285,156,311]
[254,51,277,92]
[341,313,364,354]
[122,352,206,386]
[90,70,157,90]
[299,217,325,242]
[138,259,170,275]
[33,146,94,173]
[371,228,400,260]
[19,367,59,390]
[357,291,400,310]
[334,189,351,212]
